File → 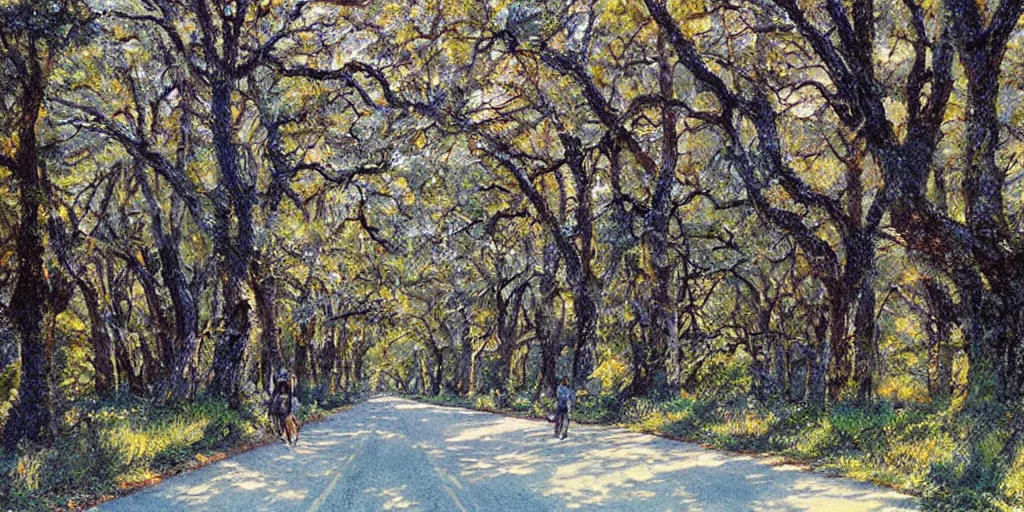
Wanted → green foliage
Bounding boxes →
[591,355,630,396]
[473,392,499,411]
[692,357,751,401]
[571,393,620,423]
[0,361,18,427]
[416,393,473,409]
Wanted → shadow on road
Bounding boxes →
[95,397,918,511]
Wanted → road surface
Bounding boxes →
[94,396,918,511]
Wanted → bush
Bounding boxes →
[473,393,498,411]
[619,396,658,423]
[573,393,619,423]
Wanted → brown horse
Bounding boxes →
[269,369,300,446]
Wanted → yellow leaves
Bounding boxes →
[593,64,608,88]
[56,204,71,222]
[882,97,908,139]
[378,3,406,28]
[669,0,710,36]
[900,265,924,285]
[603,0,647,24]
[395,24,419,46]
[894,316,922,339]
[0,248,13,268]
[111,24,132,42]
[592,355,629,393]
[413,131,428,150]
[601,0,707,35]
[443,38,474,66]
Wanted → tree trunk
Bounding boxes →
[962,65,1024,402]
[924,278,955,401]
[159,240,201,402]
[136,167,200,401]
[825,285,849,400]
[128,260,172,383]
[210,284,251,408]
[562,134,599,389]
[251,258,282,393]
[78,278,115,396]
[320,320,339,397]
[853,270,878,403]
[455,333,472,395]
[295,320,314,399]
[207,77,256,408]
[642,34,679,396]
[430,346,443,396]
[3,45,53,449]
[49,220,117,398]
[535,243,560,399]
[337,322,348,392]
[627,320,650,398]
[354,350,365,385]
[788,344,808,402]
[771,333,789,398]
[808,311,829,406]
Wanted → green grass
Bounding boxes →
[0,391,360,511]
[409,391,1024,512]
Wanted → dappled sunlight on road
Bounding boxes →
[446,419,544,443]
[96,397,918,511]
[363,486,419,510]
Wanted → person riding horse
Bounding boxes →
[269,369,298,444]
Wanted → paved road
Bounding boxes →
[94,397,918,511]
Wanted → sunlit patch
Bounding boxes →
[232,480,267,491]
[446,420,532,442]
[364,486,419,510]
[393,402,433,410]
[275,489,307,501]
[183,483,212,496]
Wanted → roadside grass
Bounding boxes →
[409,391,1023,512]
[0,391,360,511]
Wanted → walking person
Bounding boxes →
[554,377,576,440]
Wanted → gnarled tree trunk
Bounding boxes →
[2,43,52,449]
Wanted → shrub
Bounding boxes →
[473,393,498,411]
[619,396,658,423]
[573,393,619,423]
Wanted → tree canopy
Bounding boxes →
[2,0,1024,502]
